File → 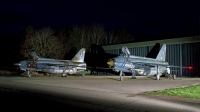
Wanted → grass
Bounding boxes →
[143,84,200,99]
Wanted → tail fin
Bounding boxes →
[71,48,86,62]
[156,44,166,61]
[146,43,160,58]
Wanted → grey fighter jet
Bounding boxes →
[14,48,86,77]
[107,44,191,81]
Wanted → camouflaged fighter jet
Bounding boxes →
[14,48,86,77]
[107,44,191,81]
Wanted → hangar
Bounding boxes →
[102,36,200,77]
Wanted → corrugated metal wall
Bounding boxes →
[166,44,180,76]
[104,42,200,77]
[181,42,200,77]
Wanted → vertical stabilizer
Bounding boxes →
[156,44,166,61]
[71,48,86,62]
[146,43,160,58]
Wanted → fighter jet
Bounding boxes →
[14,48,86,77]
[107,44,190,81]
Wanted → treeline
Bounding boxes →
[2,23,198,66]
[16,23,134,60]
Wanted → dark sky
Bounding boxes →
[0,0,199,38]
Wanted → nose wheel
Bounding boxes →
[27,70,31,78]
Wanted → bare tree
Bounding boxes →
[89,24,106,45]
[56,27,70,59]
[20,26,34,57]
[79,26,91,52]
[26,27,63,59]
[104,31,119,45]
[67,26,91,52]
[68,26,82,50]
[114,28,135,44]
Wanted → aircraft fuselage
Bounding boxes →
[109,55,169,76]
[19,59,86,74]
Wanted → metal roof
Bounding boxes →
[102,36,200,50]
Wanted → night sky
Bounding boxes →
[0,0,199,39]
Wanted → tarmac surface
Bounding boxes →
[0,75,200,112]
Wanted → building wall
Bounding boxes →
[102,36,200,77]
[181,42,200,77]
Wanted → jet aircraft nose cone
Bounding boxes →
[107,59,114,67]
[13,63,20,66]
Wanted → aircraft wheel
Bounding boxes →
[120,77,123,81]
[82,73,85,77]
[131,77,136,79]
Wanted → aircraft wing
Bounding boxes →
[132,62,192,69]
[45,63,86,68]
[167,65,192,69]
[131,62,168,67]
